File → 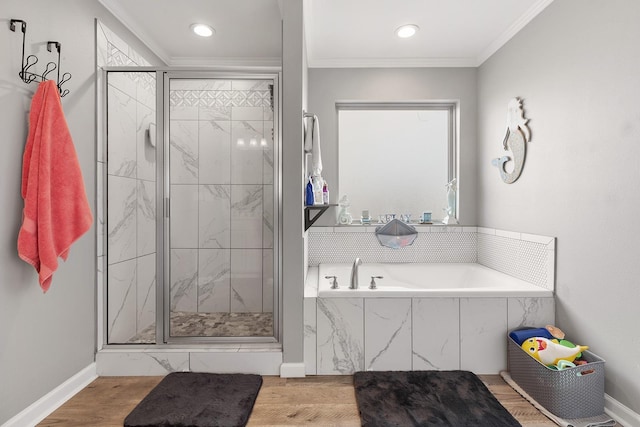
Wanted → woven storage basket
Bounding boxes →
[507,334,605,419]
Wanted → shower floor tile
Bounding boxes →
[128,311,273,343]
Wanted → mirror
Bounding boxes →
[338,102,457,224]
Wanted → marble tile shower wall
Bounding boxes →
[98,22,157,344]
[168,79,274,316]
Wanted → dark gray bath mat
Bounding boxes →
[124,372,262,427]
[354,370,521,427]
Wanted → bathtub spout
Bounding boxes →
[350,257,362,289]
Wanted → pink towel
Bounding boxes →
[18,80,93,292]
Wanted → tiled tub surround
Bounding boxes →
[304,226,556,375]
[308,226,555,290]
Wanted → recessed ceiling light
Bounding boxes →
[395,24,419,39]
[190,23,214,37]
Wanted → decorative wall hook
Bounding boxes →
[492,97,531,183]
[9,19,72,97]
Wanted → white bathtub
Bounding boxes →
[317,263,551,298]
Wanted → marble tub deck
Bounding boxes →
[129,311,274,343]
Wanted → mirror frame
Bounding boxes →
[336,101,458,222]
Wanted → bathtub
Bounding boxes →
[317,262,551,298]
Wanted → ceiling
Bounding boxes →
[98,0,554,68]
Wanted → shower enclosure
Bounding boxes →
[103,70,279,345]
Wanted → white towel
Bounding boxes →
[304,116,313,153]
[310,115,322,176]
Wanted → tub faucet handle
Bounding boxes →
[325,275,339,289]
[369,276,383,289]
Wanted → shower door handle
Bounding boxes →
[165,197,170,218]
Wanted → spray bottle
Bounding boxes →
[312,175,324,205]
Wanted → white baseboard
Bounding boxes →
[280,362,306,378]
[3,362,637,426]
[2,363,97,427]
[606,394,640,427]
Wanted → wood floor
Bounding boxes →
[40,374,556,426]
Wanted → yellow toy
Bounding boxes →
[521,337,588,366]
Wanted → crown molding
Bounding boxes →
[476,0,555,66]
[306,0,555,69]
[307,57,477,69]
[169,56,281,68]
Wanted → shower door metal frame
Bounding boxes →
[100,67,282,348]
[161,71,281,345]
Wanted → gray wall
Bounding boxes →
[281,0,306,364]
[4,0,639,421]
[307,67,478,225]
[0,1,162,423]
[477,0,640,413]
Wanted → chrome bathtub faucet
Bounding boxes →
[350,257,362,289]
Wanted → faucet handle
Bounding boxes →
[369,276,383,289]
[325,275,339,289]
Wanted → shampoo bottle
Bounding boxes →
[305,176,314,206]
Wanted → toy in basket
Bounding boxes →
[521,337,588,366]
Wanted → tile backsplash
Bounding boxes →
[477,228,555,290]
[307,225,555,290]
[308,226,477,265]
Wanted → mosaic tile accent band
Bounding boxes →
[170,90,272,108]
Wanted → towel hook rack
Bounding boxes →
[9,19,72,97]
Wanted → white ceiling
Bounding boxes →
[98,0,283,67]
[99,0,554,68]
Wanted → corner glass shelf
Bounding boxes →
[304,204,337,230]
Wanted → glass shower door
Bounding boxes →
[165,75,277,340]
